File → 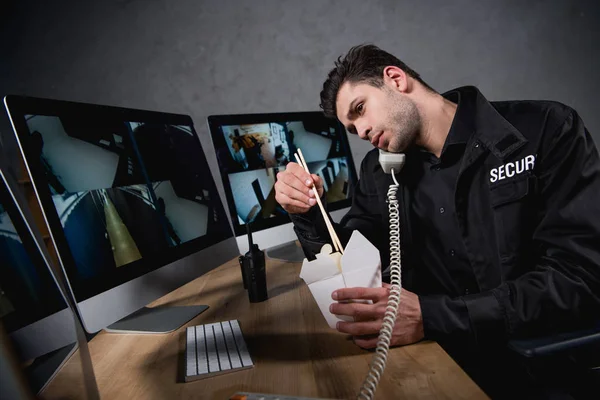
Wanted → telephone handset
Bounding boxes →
[378,149,406,174]
[358,150,406,399]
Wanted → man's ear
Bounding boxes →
[383,66,409,93]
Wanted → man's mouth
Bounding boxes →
[370,132,382,146]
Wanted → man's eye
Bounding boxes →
[357,103,364,114]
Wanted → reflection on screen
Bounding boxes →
[214,120,352,225]
[24,115,230,283]
[0,191,65,332]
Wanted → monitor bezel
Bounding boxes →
[4,95,235,304]
[207,111,357,237]
[0,167,69,331]
[0,166,78,362]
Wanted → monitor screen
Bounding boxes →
[4,97,234,304]
[208,112,357,237]
[0,173,67,334]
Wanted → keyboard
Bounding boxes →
[185,320,254,382]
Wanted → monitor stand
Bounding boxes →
[265,240,306,263]
[25,342,77,394]
[104,305,209,334]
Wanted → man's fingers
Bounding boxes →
[332,287,388,302]
[276,171,312,197]
[353,336,379,349]
[337,320,382,336]
[286,162,321,194]
[329,302,384,320]
[286,162,313,186]
[310,174,324,197]
[275,191,311,213]
[275,176,316,206]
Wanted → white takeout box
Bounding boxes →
[299,230,382,329]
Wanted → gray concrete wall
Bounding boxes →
[2,0,598,191]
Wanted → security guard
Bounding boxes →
[274,44,600,398]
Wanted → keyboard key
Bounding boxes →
[186,327,197,376]
[206,323,220,373]
[230,320,253,367]
[195,325,209,374]
[223,321,243,369]
[215,322,231,370]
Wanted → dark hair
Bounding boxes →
[319,44,435,118]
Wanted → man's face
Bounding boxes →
[336,81,421,153]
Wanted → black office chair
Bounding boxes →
[508,321,600,398]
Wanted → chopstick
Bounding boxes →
[294,149,344,254]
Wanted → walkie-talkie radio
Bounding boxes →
[238,223,268,303]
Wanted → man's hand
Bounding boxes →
[275,162,324,214]
[330,284,424,349]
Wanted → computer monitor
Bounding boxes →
[0,166,78,393]
[4,95,239,334]
[207,112,357,261]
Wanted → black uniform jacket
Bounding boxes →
[290,86,600,349]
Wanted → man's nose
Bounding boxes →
[358,124,372,140]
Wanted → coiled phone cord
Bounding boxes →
[358,170,402,400]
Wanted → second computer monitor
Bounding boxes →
[207,112,357,259]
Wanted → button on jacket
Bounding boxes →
[290,86,600,349]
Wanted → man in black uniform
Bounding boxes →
[274,44,600,398]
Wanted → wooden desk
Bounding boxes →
[42,257,488,399]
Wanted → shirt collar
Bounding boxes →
[414,88,475,162]
[411,86,529,164]
[441,89,476,148]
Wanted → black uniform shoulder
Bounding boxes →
[492,99,574,118]
[490,99,576,140]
